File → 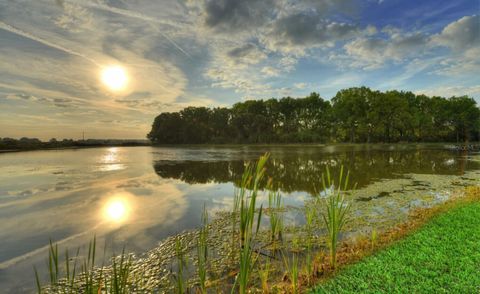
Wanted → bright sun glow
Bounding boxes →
[105,199,128,222]
[101,66,128,91]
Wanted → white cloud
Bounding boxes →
[294,82,307,89]
[433,47,480,76]
[261,66,281,77]
[414,85,480,99]
[54,2,94,33]
[342,31,429,69]
[430,15,479,50]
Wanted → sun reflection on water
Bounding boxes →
[102,147,118,163]
[97,148,126,172]
[103,196,131,223]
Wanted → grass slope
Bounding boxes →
[312,202,480,293]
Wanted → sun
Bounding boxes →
[101,65,128,91]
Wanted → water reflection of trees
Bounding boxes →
[153,149,476,194]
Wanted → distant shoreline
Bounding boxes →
[0,143,151,154]
[2,142,478,154]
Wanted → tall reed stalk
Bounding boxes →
[231,185,241,262]
[35,236,136,294]
[106,247,132,294]
[197,205,209,293]
[81,236,102,294]
[319,166,352,269]
[172,237,188,294]
[234,153,269,294]
[282,252,299,294]
[304,204,316,282]
[258,258,270,293]
[267,184,283,242]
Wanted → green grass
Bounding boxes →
[312,201,480,293]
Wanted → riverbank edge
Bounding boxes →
[2,141,474,154]
[0,143,151,154]
[306,185,480,293]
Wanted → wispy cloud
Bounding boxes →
[0,21,100,66]
[64,0,192,58]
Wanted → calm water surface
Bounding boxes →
[0,145,478,291]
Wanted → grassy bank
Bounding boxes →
[312,198,480,293]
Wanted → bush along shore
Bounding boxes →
[33,155,480,293]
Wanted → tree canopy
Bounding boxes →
[147,88,480,144]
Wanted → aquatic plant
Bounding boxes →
[283,252,300,294]
[48,240,59,286]
[234,153,268,294]
[267,184,283,242]
[197,205,209,293]
[106,247,132,294]
[172,237,188,294]
[258,258,271,293]
[34,237,105,294]
[319,166,352,269]
[304,204,316,283]
[81,236,103,294]
[231,184,241,263]
[33,239,67,293]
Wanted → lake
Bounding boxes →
[1,144,479,292]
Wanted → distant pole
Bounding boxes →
[82,131,85,141]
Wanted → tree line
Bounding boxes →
[147,87,480,144]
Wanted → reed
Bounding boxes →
[234,153,269,294]
[172,237,188,294]
[48,240,59,285]
[33,236,139,294]
[268,185,283,242]
[258,258,270,293]
[282,252,299,294]
[197,205,209,293]
[34,241,80,293]
[106,247,132,294]
[230,185,241,263]
[34,266,42,294]
[81,236,102,294]
[304,204,316,283]
[319,165,353,269]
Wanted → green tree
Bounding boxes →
[148,112,184,144]
[331,87,370,143]
[448,96,480,142]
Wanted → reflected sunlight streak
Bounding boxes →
[103,147,118,163]
[98,148,126,171]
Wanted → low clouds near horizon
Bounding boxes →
[0,0,478,139]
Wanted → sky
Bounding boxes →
[0,0,479,140]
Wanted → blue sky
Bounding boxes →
[0,0,478,139]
